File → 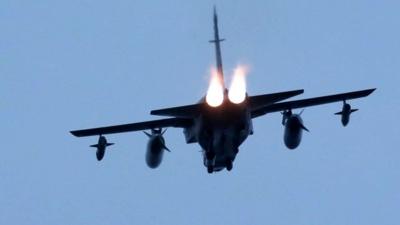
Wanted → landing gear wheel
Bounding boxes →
[206,151,215,160]
[207,165,214,174]
[226,160,233,171]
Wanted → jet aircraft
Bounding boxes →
[71,8,375,173]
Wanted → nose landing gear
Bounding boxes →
[205,150,215,174]
[204,149,235,173]
[207,165,214,173]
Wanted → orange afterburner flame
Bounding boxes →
[228,65,248,104]
[206,68,224,107]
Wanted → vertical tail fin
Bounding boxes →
[209,6,225,86]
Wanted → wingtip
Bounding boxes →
[290,89,304,97]
[366,88,377,95]
[70,130,80,137]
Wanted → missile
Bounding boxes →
[335,101,358,126]
[90,135,114,161]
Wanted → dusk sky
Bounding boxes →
[1,1,399,224]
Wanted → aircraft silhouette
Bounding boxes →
[71,8,375,173]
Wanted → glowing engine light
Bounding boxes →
[228,65,248,104]
[206,68,224,107]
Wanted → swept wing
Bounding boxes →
[251,88,375,118]
[70,118,192,137]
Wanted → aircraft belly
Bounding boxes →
[203,146,236,171]
[184,118,202,143]
[202,128,246,171]
[214,147,236,170]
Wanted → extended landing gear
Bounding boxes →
[206,151,215,160]
[207,165,214,174]
[206,151,215,174]
[226,159,233,171]
[204,149,235,173]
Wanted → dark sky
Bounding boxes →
[1,1,399,224]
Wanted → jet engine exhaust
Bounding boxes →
[228,65,248,104]
[206,68,224,107]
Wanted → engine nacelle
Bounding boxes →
[145,129,170,169]
[90,135,114,161]
[282,111,308,150]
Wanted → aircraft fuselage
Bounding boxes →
[183,91,253,171]
[69,7,375,174]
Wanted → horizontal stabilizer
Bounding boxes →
[351,109,359,113]
[248,89,304,110]
[334,112,343,115]
[151,90,304,118]
[151,104,201,118]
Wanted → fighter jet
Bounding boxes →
[70,8,375,173]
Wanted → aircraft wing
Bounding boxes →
[251,88,376,118]
[70,118,192,137]
[248,89,304,110]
